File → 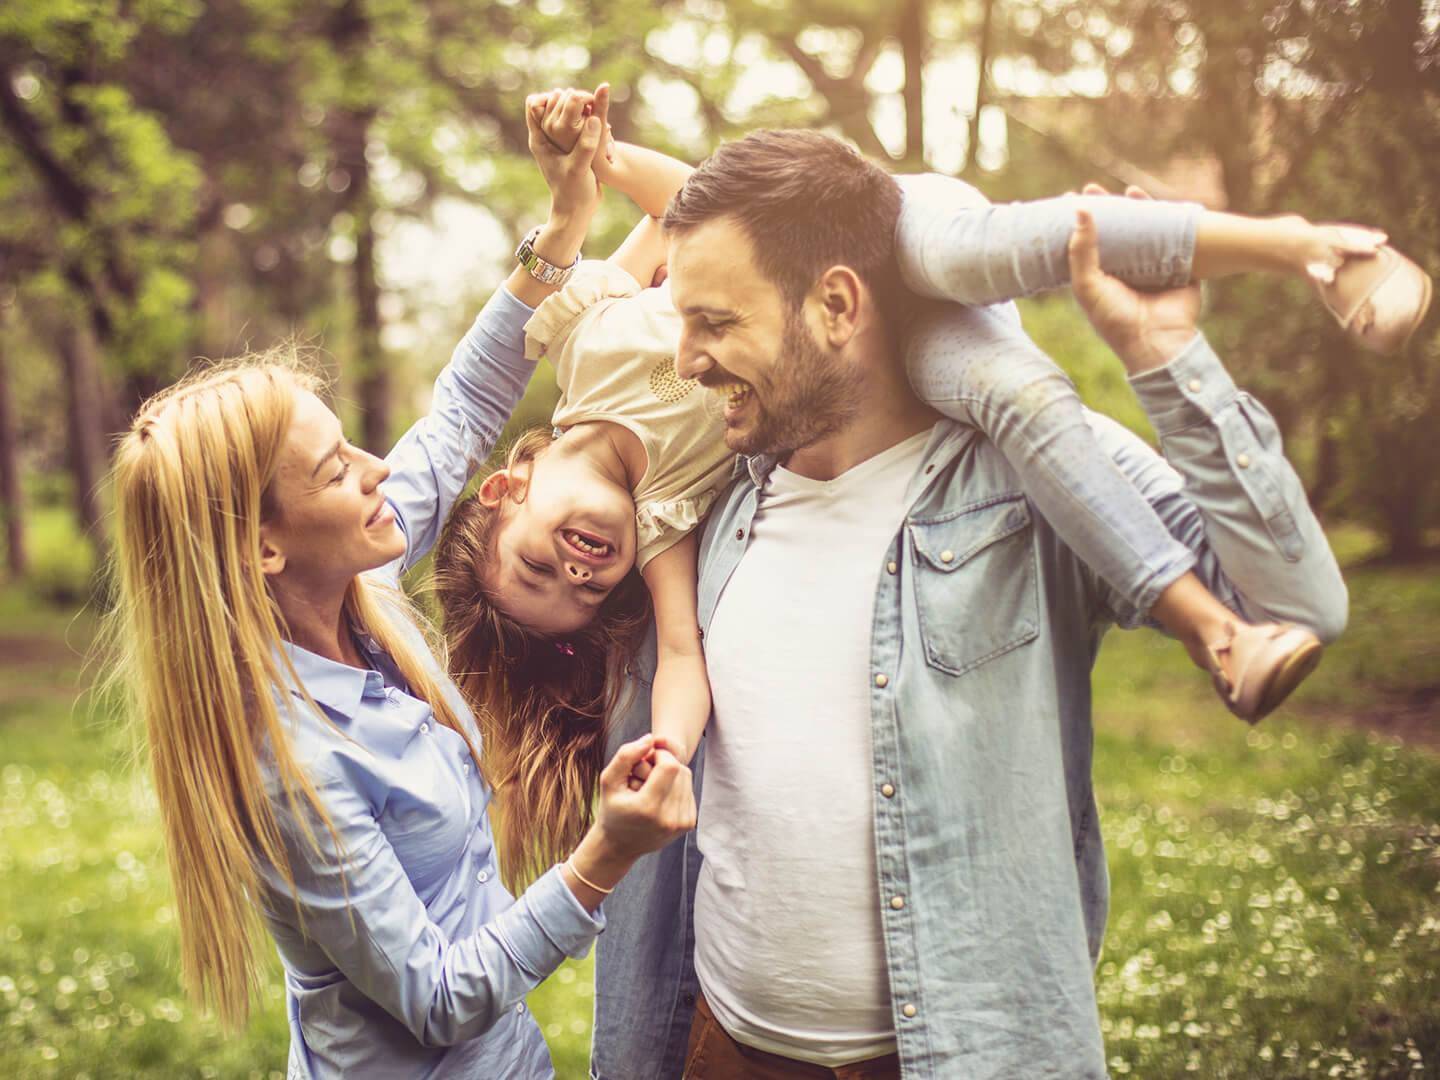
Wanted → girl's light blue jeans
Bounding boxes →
[895,174,1206,613]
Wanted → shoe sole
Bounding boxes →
[1249,639,1325,724]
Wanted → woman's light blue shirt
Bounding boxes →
[258,287,604,1080]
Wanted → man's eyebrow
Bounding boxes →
[678,302,736,319]
[309,440,342,480]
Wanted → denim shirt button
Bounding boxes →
[682,992,696,1007]
[902,1003,917,1018]
[881,783,895,798]
[874,673,888,688]
[890,895,905,910]
[939,550,954,563]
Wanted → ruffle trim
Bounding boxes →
[634,486,724,567]
[523,260,643,361]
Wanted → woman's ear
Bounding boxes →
[256,528,286,577]
[478,468,520,507]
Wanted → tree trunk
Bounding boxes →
[0,338,26,577]
[966,0,995,177]
[352,181,389,454]
[56,323,108,554]
[899,0,926,169]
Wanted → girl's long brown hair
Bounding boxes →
[106,353,479,1027]
[433,428,652,892]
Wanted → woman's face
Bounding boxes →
[259,387,407,592]
[482,448,638,636]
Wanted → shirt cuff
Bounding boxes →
[495,863,607,972]
[1127,332,1241,436]
[458,285,537,380]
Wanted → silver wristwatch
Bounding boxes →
[514,225,580,286]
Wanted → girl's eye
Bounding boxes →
[521,557,551,576]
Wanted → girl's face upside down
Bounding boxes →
[479,443,638,636]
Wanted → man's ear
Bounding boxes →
[257,527,286,577]
[477,468,520,508]
[813,265,863,347]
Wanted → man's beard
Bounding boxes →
[726,307,864,457]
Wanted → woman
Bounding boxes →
[106,96,694,1078]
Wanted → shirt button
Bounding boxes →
[1188,377,1203,393]
[735,528,745,540]
[874,673,888,688]
[462,761,471,773]
[476,869,489,884]
[887,561,898,575]
[902,1003,918,1018]
[890,895,905,910]
[1236,453,1251,468]
[516,1002,524,1014]
[419,722,429,734]
[881,783,895,798]
[939,550,954,563]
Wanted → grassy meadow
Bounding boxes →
[0,521,1437,1078]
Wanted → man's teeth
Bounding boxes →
[711,382,750,404]
[566,531,610,555]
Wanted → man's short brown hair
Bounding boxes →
[664,129,905,334]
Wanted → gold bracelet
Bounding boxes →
[565,856,615,895]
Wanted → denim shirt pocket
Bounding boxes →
[907,494,1039,677]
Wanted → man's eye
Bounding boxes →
[521,557,551,576]
[584,583,608,595]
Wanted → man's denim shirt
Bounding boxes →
[590,334,1347,1080]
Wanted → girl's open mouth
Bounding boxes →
[563,528,614,562]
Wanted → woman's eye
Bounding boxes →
[330,464,349,485]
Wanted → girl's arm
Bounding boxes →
[640,533,710,767]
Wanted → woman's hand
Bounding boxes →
[524,86,608,227]
[562,734,696,910]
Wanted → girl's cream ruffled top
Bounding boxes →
[523,260,736,571]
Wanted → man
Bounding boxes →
[591,131,1347,1079]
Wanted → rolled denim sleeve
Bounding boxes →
[381,286,538,577]
[1093,333,1347,640]
[261,761,604,1049]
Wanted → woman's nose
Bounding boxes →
[565,561,591,582]
[363,452,391,488]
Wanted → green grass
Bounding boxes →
[2,552,1438,1078]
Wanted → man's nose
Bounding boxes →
[564,561,592,582]
[675,330,710,381]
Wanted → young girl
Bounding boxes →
[436,85,1429,888]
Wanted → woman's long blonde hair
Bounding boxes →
[107,350,476,1028]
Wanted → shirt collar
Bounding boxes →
[280,639,384,720]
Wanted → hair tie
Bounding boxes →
[554,641,575,656]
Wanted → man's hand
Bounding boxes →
[1068,185,1202,375]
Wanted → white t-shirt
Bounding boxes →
[693,430,931,1066]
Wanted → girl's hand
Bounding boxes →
[524,87,607,226]
[531,84,616,163]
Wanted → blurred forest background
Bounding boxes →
[0,0,1438,597]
